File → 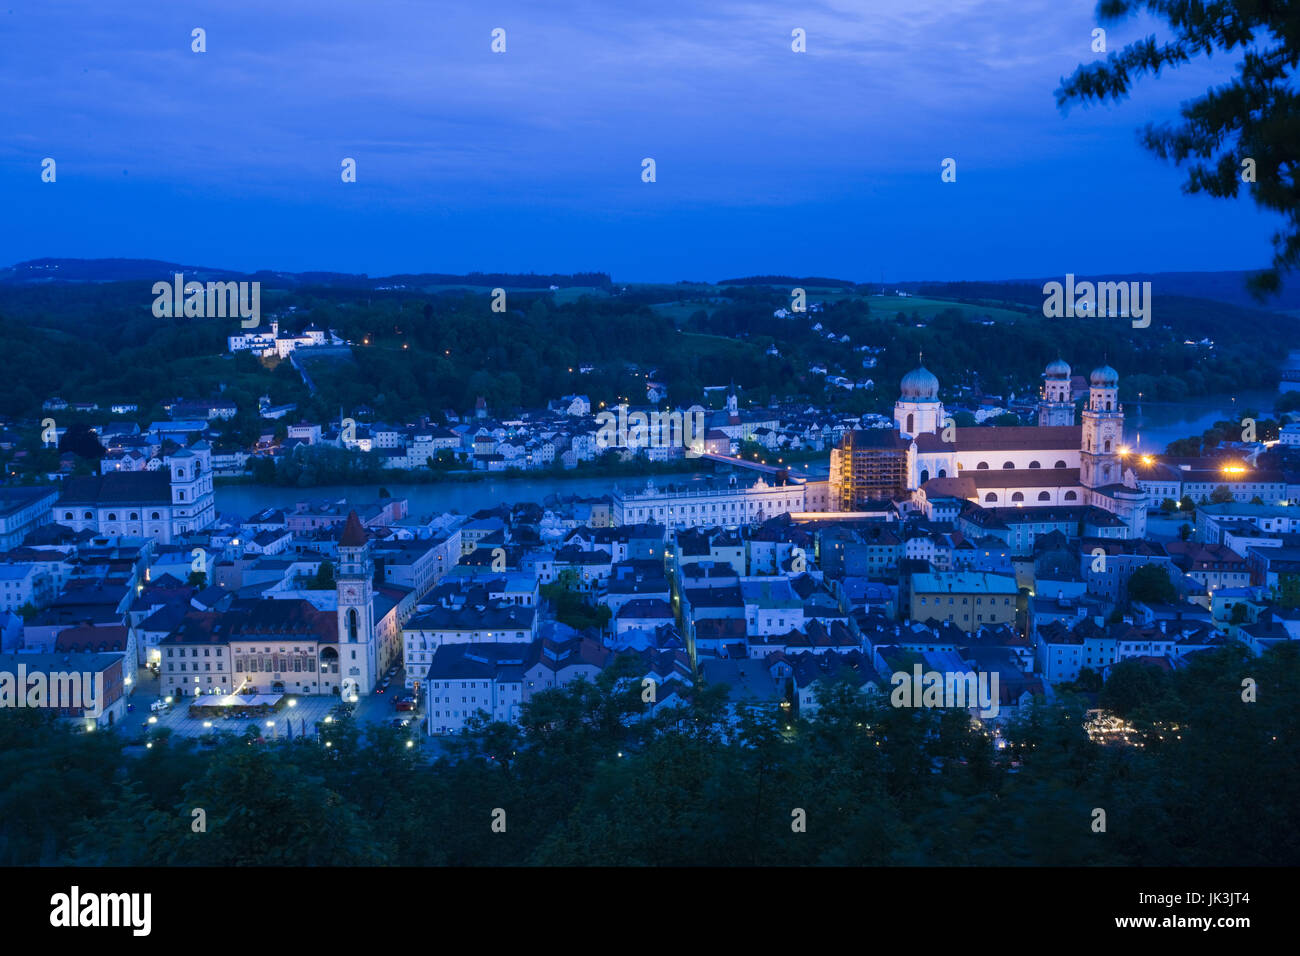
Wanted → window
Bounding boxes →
[107,513,117,521]
[1028,461,1041,469]
[1055,460,1067,469]
[1011,492,1024,502]
[1038,491,1051,501]
[1002,461,1015,470]
[1064,491,1078,501]
[985,493,997,502]
[977,462,989,470]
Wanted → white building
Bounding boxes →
[55,444,216,543]
[613,476,807,529]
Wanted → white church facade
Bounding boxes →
[896,358,1147,538]
[56,442,217,543]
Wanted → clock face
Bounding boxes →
[341,584,359,602]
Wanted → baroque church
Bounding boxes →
[832,358,1147,537]
[56,442,217,543]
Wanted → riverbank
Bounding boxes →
[212,470,741,518]
[215,453,774,490]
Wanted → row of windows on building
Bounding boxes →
[165,645,333,656]
[406,631,529,645]
[982,490,1079,503]
[918,596,1013,606]
[64,510,164,521]
[627,498,798,521]
[967,460,1070,471]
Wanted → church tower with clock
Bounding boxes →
[336,510,377,700]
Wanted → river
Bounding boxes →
[215,469,758,520]
[215,458,832,520]
[1123,390,1277,453]
[211,392,1271,518]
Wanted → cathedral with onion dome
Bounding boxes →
[830,358,1147,537]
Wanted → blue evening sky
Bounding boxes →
[0,0,1281,282]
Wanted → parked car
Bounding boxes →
[149,700,169,713]
[394,698,416,712]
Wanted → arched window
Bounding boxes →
[1055,460,1067,468]
[151,512,161,520]
[1011,492,1025,502]
[177,467,185,479]
[906,413,914,434]
[129,512,138,520]
[178,490,185,501]
[1104,439,1112,453]
[984,492,997,503]
[1003,461,1015,469]
[919,469,929,484]
[64,511,72,520]
[107,513,117,521]
[1064,490,1078,501]
[1028,461,1041,469]
[1038,491,1051,501]
[938,468,947,478]
[977,462,989,470]
[347,608,359,642]
[83,511,93,520]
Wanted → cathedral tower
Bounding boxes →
[894,357,944,439]
[1080,364,1123,489]
[1037,358,1075,426]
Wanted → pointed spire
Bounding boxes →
[339,510,368,547]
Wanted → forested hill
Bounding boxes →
[902,272,1300,314]
[0,262,1293,429]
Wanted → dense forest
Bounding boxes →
[2,642,1294,866]
[0,270,1292,433]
